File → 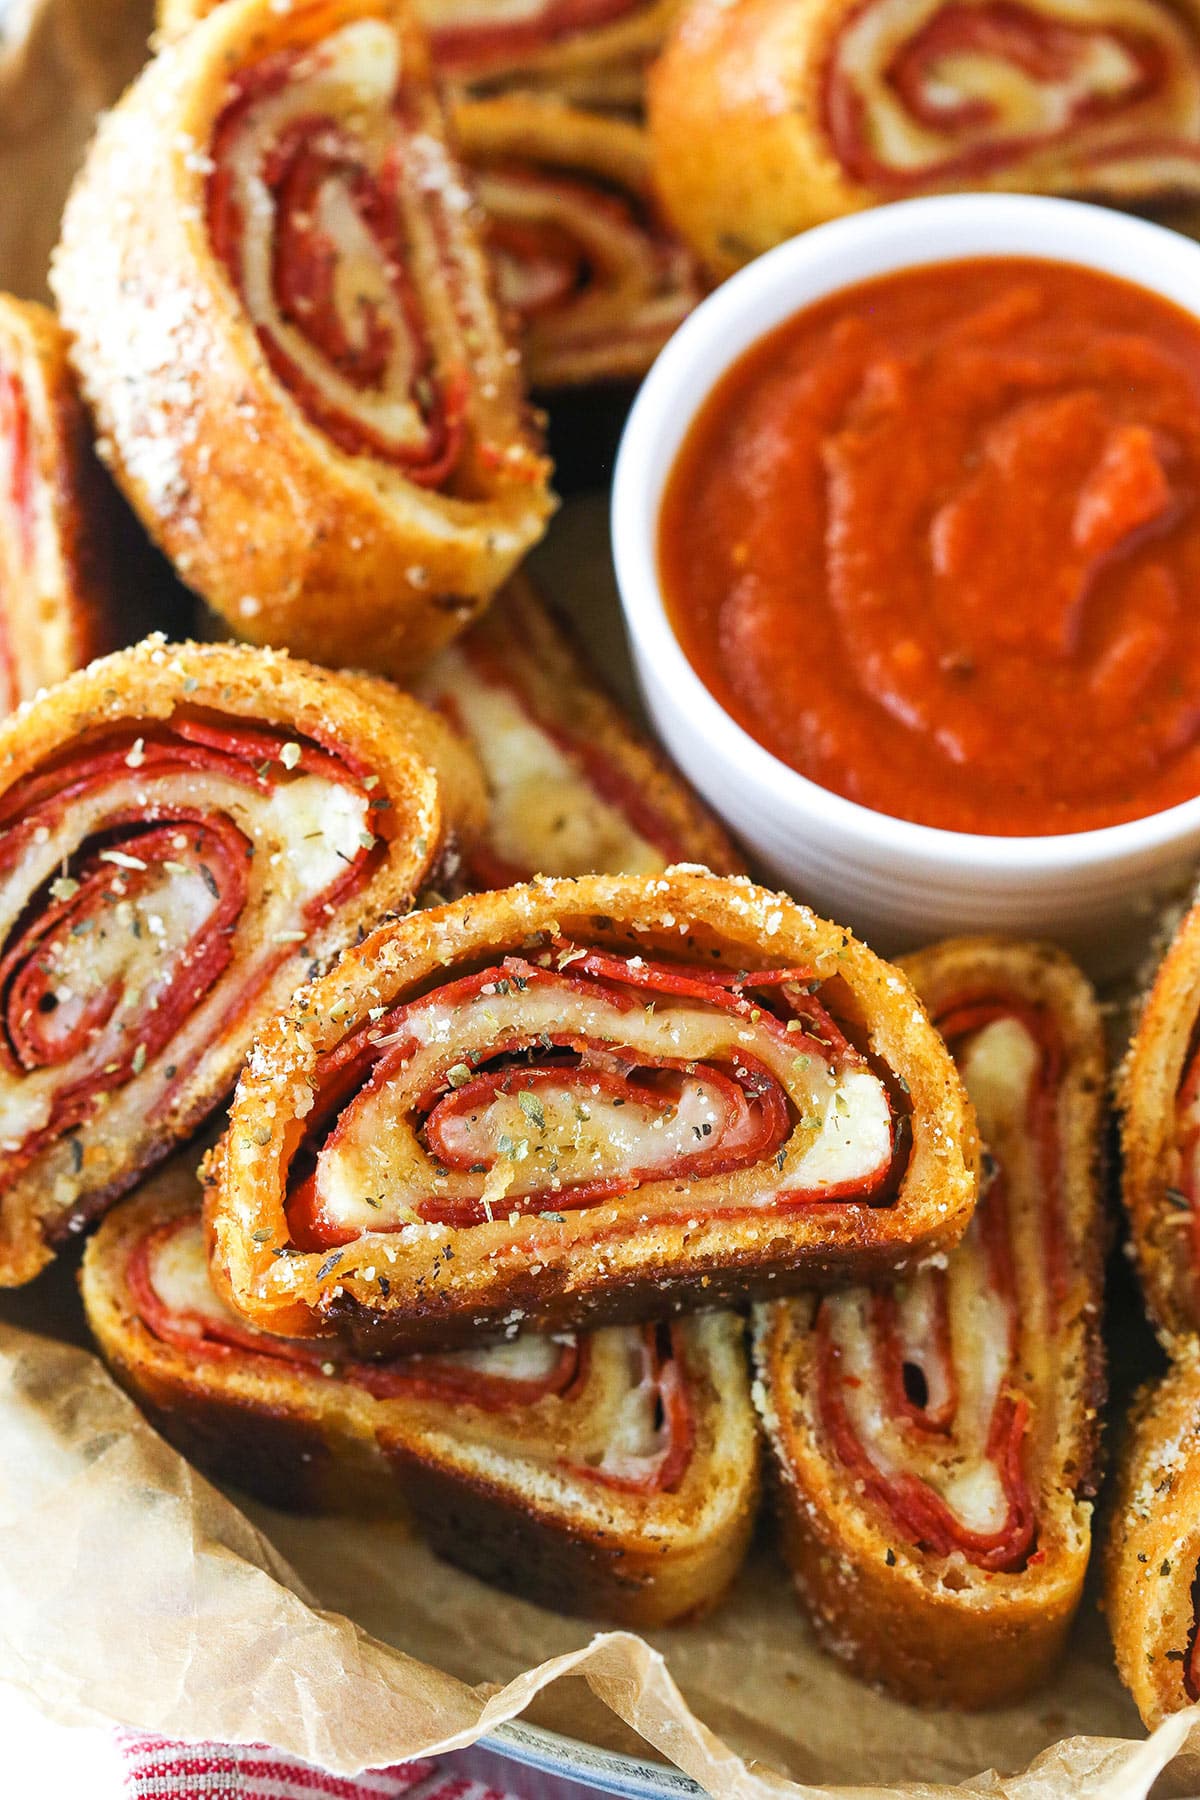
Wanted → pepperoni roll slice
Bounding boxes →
[1119,898,1200,1344]
[83,1160,759,1625]
[157,0,678,105]
[0,637,485,1286]
[0,295,121,713]
[753,939,1106,1708]
[418,577,740,885]
[1105,1348,1200,1729]
[648,0,1200,276]
[451,96,703,388]
[53,0,554,678]
[418,0,681,105]
[203,870,978,1352]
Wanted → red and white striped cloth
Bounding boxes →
[118,1740,522,1800]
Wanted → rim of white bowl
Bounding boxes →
[612,192,1200,876]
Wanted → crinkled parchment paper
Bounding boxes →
[3,4,1200,1793]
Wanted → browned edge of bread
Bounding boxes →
[204,871,980,1349]
[83,1160,761,1627]
[1104,1346,1200,1730]
[753,936,1106,1708]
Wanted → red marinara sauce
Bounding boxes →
[658,256,1200,836]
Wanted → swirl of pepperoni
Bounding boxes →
[0,719,383,1201]
[823,0,1200,191]
[813,993,1069,1572]
[207,26,471,481]
[284,943,902,1250]
[131,1210,694,1492]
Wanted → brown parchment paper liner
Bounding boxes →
[4,0,1200,1792]
[1,1304,1199,1798]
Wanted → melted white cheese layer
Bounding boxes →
[315,972,892,1231]
[832,0,1200,177]
[421,643,664,877]
[819,1013,1038,1539]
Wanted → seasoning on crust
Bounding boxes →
[53,0,554,678]
[83,1160,760,1626]
[1104,1346,1200,1729]
[647,0,1200,277]
[452,96,704,389]
[0,635,485,1286]
[753,938,1106,1709]
[417,576,740,885]
[0,294,122,711]
[1119,895,1200,1345]
[202,870,979,1352]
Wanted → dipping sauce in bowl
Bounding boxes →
[659,256,1200,837]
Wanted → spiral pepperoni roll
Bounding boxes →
[648,0,1200,276]
[754,939,1106,1708]
[0,295,122,713]
[84,1160,759,1625]
[53,0,554,677]
[0,636,485,1284]
[418,577,740,884]
[454,97,704,388]
[203,870,978,1352]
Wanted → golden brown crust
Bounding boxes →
[420,0,682,105]
[1119,896,1200,1345]
[754,938,1106,1709]
[450,97,704,388]
[53,0,555,678]
[1104,1348,1200,1730]
[647,0,1200,278]
[0,294,122,709]
[647,0,858,277]
[157,0,680,104]
[204,871,979,1348]
[418,574,742,881]
[82,1167,760,1626]
[0,636,485,1286]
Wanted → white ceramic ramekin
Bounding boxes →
[612,193,1200,970]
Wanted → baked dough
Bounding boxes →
[0,294,120,710]
[1119,896,1200,1344]
[0,635,484,1284]
[53,0,554,676]
[754,938,1105,1707]
[417,575,739,881]
[453,96,703,387]
[648,0,1200,276]
[203,869,979,1350]
[84,1160,759,1627]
